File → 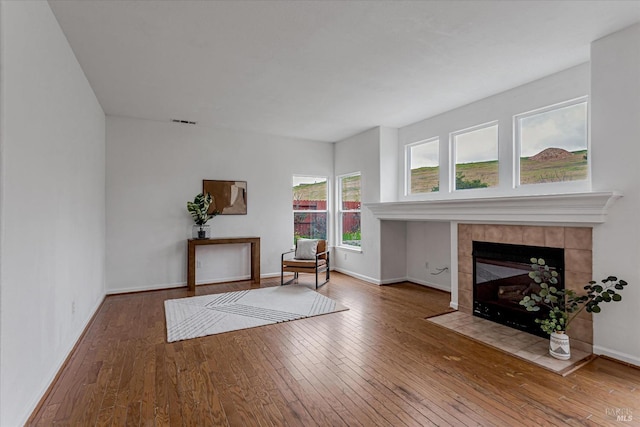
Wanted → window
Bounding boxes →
[338,173,361,248]
[516,98,588,186]
[452,122,499,190]
[406,137,439,194]
[292,176,327,243]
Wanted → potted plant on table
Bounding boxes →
[519,258,628,360]
[187,192,218,239]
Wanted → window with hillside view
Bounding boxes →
[452,123,499,191]
[338,173,361,248]
[407,137,439,194]
[516,98,588,185]
[292,176,327,243]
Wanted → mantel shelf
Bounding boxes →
[365,191,622,225]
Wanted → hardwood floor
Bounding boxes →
[29,272,639,426]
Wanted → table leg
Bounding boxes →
[188,242,196,291]
[251,241,261,284]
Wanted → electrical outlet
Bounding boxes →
[197,261,202,268]
[425,261,429,269]
[71,301,76,315]
[344,253,347,261]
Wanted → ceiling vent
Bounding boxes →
[171,119,197,125]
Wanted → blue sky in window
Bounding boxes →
[411,139,439,168]
[455,124,499,164]
[293,176,327,187]
[520,102,587,157]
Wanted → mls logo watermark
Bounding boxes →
[606,407,633,422]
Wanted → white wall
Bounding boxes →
[591,24,640,365]
[380,220,406,284]
[106,116,333,293]
[379,127,398,203]
[406,221,452,291]
[334,127,452,290]
[0,2,106,425]
[333,127,383,282]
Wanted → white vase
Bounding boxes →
[549,331,571,360]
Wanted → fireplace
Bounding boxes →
[458,224,593,353]
[473,241,564,338]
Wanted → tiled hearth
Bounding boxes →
[427,311,593,375]
[458,224,594,354]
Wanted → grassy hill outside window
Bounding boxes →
[515,97,588,186]
[406,137,439,194]
[402,97,589,197]
[451,121,499,191]
[292,176,328,243]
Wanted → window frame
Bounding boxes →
[513,96,589,188]
[337,172,362,250]
[405,136,440,196]
[292,175,330,244]
[450,120,500,193]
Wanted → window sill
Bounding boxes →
[335,245,363,253]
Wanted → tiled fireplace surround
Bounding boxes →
[457,224,593,353]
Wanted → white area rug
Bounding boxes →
[164,286,348,342]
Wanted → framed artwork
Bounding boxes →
[203,180,247,215]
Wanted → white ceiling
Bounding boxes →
[48,0,640,142]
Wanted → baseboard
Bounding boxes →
[107,281,186,295]
[24,294,106,426]
[107,272,286,295]
[380,276,408,285]
[333,267,381,285]
[262,272,290,279]
[106,273,453,296]
[406,276,452,292]
[449,302,459,310]
[196,274,251,285]
[333,270,454,289]
[593,345,640,368]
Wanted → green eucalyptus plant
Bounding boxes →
[519,258,628,335]
[187,192,218,227]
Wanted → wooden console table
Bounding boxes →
[187,237,260,291]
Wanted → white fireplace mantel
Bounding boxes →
[366,191,622,225]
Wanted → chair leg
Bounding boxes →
[281,264,297,286]
[327,254,330,282]
[315,264,330,289]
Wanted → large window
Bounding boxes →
[292,176,327,243]
[516,98,588,186]
[452,122,499,191]
[407,137,439,194]
[338,172,361,248]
